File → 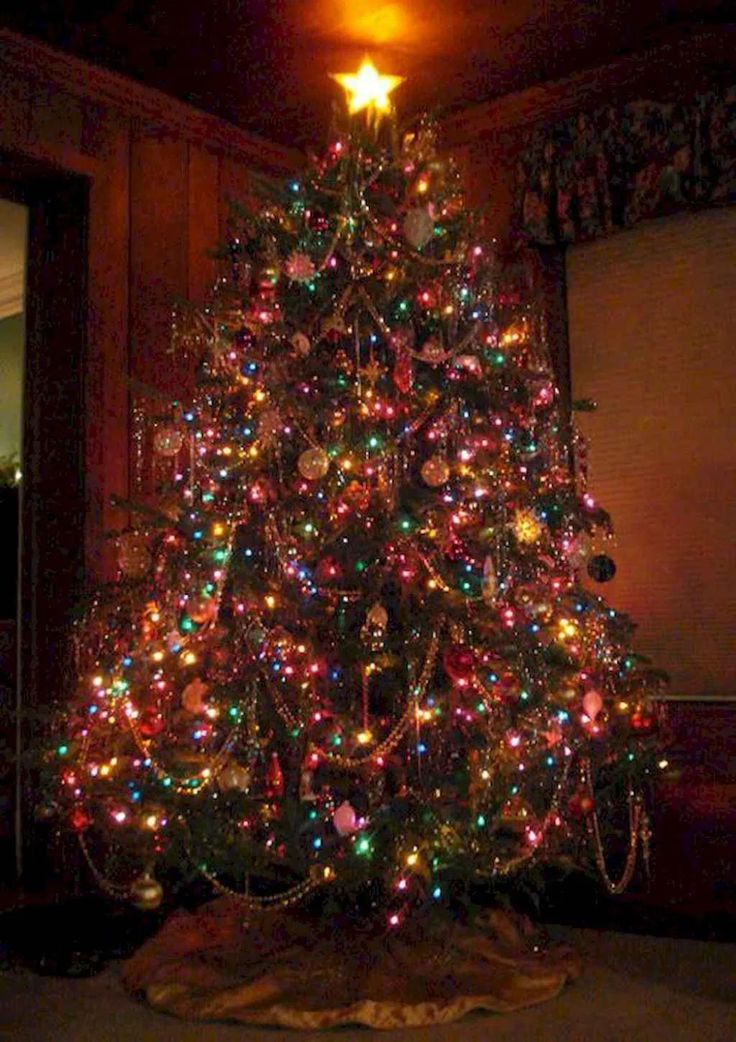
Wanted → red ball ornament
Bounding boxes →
[315,557,342,584]
[631,711,655,733]
[568,789,595,819]
[443,644,476,682]
[138,708,165,738]
[70,806,92,832]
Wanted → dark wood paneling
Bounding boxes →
[187,144,219,307]
[29,85,85,155]
[129,128,189,394]
[218,154,255,241]
[0,66,31,150]
[85,108,131,578]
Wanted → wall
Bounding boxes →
[0,315,24,462]
[0,29,301,579]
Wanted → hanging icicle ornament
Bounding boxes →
[481,555,498,605]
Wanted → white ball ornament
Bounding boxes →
[403,207,435,249]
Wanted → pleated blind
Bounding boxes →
[567,208,736,699]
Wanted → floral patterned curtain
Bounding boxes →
[517,84,736,245]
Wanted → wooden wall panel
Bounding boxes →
[129,128,189,395]
[84,107,131,577]
[29,84,85,156]
[218,154,255,240]
[0,66,31,150]
[187,144,219,307]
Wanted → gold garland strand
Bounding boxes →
[581,757,644,895]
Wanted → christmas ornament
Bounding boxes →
[568,788,595,819]
[315,557,342,584]
[218,761,251,792]
[587,554,617,582]
[419,338,447,365]
[70,806,91,832]
[138,708,164,738]
[181,678,209,715]
[443,644,476,682]
[582,689,604,721]
[421,455,450,487]
[393,347,413,394]
[361,601,389,651]
[130,870,163,911]
[333,800,358,836]
[513,509,543,545]
[481,556,498,606]
[566,531,591,569]
[291,331,311,356]
[266,752,284,798]
[284,251,316,284]
[153,426,184,457]
[258,408,282,440]
[298,447,330,480]
[117,531,150,579]
[454,355,483,378]
[403,207,434,249]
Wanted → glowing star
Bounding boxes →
[332,58,404,116]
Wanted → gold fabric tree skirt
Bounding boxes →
[122,897,581,1030]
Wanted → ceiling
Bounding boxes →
[4,2,730,148]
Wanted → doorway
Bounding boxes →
[0,156,88,885]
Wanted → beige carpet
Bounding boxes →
[1,927,734,1042]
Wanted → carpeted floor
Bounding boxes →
[0,927,733,1042]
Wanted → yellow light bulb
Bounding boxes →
[332,58,404,116]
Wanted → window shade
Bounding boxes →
[567,208,736,699]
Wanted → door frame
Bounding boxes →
[0,154,89,884]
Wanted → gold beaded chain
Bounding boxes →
[581,756,646,895]
[126,711,243,796]
[77,832,134,900]
[319,624,441,770]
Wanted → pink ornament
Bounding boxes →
[582,689,604,721]
[333,800,357,836]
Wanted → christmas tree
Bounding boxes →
[58,62,661,923]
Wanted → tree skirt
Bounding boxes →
[122,898,581,1030]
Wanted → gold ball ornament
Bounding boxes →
[421,455,450,487]
[153,426,184,457]
[217,761,252,792]
[130,871,163,911]
[298,447,330,481]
